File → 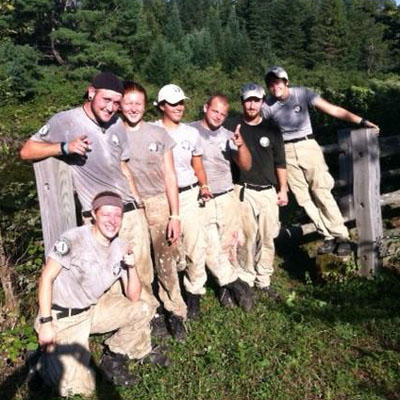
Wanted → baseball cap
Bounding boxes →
[156,84,188,105]
[265,66,289,82]
[90,71,124,95]
[240,83,266,100]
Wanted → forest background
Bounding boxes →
[1,1,400,399]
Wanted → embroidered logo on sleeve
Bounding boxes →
[38,124,50,137]
[54,238,71,256]
[259,137,270,148]
[112,262,122,276]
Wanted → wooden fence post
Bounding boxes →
[338,128,354,221]
[351,128,382,276]
[34,158,76,258]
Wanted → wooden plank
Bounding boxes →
[351,128,382,276]
[33,157,76,258]
[338,129,354,221]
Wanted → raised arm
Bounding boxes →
[121,248,142,302]
[231,124,252,171]
[314,97,379,132]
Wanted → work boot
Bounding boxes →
[150,309,171,338]
[167,314,187,342]
[318,239,336,254]
[140,346,171,367]
[336,238,352,257]
[259,286,282,302]
[186,293,201,321]
[219,287,236,309]
[225,279,254,312]
[100,350,139,386]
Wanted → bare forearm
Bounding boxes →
[125,268,142,302]
[121,162,141,201]
[20,140,62,161]
[276,167,288,192]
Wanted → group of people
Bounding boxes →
[20,67,379,396]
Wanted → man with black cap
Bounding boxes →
[34,191,169,397]
[262,66,379,256]
[20,72,158,315]
[225,83,288,297]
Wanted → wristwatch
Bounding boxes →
[39,316,53,324]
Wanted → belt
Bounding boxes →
[238,183,273,191]
[178,182,198,193]
[238,183,273,202]
[52,304,91,320]
[212,188,233,198]
[82,200,142,218]
[284,134,315,144]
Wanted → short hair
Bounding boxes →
[123,80,148,105]
[206,93,230,107]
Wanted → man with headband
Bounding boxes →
[20,71,158,315]
[34,191,169,397]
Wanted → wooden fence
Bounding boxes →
[33,128,400,276]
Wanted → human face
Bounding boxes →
[267,78,289,100]
[92,205,123,242]
[203,98,229,130]
[242,97,263,122]
[88,88,122,125]
[121,90,146,127]
[160,100,185,125]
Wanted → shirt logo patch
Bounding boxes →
[54,238,71,256]
[111,134,120,146]
[38,124,50,137]
[294,105,302,113]
[148,142,159,152]
[218,141,226,151]
[113,262,122,276]
[181,140,192,151]
[259,137,270,148]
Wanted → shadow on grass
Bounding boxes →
[0,343,122,400]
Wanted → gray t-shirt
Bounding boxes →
[30,107,135,211]
[124,120,176,198]
[49,225,127,309]
[190,120,237,193]
[261,86,320,141]
[154,120,203,188]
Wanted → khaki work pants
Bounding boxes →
[236,185,280,288]
[284,139,349,240]
[143,193,187,319]
[201,190,249,286]
[118,208,159,313]
[34,286,152,397]
[179,187,208,296]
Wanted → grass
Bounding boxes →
[2,260,400,400]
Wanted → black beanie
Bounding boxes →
[90,71,124,95]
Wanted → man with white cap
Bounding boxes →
[262,66,379,256]
[225,83,288,297]
[34,191,168,397]
[20,71,158,315]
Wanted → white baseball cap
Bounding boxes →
[265,66,289,82]
[240,83,266,100]
[156,84,188,105]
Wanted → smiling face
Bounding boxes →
[92,205,123,243]
[160,100,185,125]
[121,90,146,127]
[203,98,229,131]
[242,96,263,122]
[267,77,290,100]
[87,88,122,125]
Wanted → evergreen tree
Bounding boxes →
[164,0,184,45]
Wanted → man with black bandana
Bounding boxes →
[225,83,287,297]
[20,72,158,315]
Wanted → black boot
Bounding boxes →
[140,346,171,367]
[150,308,171,338]
[100,350,139,386]
[225,279,254,311]
[318,239,336,254]
[186,293,201,321]
[167,314,187,342]
[336,238,352,257]
[219,287,236,309]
